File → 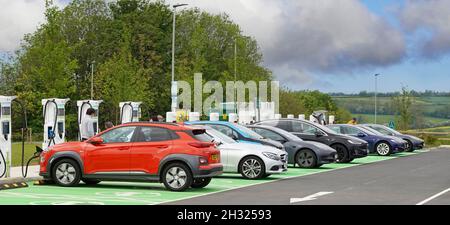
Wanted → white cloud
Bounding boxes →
[0,0,66,52]
[400,0,450,59]
[166,0,406,79]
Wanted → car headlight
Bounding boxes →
[262,152,281,161]
[347,140,361,144]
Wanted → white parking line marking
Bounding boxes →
[416,188,450,205]
[290,191,334,204]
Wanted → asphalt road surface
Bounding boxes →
[167,148,450,205]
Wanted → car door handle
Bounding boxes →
[118,147,130,151]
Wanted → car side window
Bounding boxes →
[293,121,321,135]
[260,121,291,131]
[100,126,136,144]
[139,127,173,142]
[209,125,238,139]
[342,126,360,135]
[371,126,391,135]
[253,128,285,142]
[328,126,342,134]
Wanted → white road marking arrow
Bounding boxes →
[290,191,334,204]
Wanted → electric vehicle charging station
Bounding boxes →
[166,112,176,123]
[0,96,16,178]
[42,98,69,150]
[188,112,200,122]
[209,113,220,121]
[228,113,238,123]
[119,102,142,124]
[77,100,103,141]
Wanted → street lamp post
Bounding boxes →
[171,3,188,112]
[374,73,380,124]
[234,38,237,114]
[91,61,95,99]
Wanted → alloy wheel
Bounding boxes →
[242,159,262,178]
[298,151,314,167]
[377,143,390,156]
[165,167,187,189]
[55,163,77,185]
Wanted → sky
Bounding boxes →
[1,0,449,94]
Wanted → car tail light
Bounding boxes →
[188,142,214,148]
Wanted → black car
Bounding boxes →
[254,119,369,163]
[361,124,425,152]
[248,125,337,168]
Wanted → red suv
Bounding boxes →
[39,122,223,191]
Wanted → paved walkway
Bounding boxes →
[9,165,41,180]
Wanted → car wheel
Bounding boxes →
[52,159,81,187]
[332,144,350,163]
[239,156,265,179]
[162,163,193,192]
[191,178,212,189]
[405,140,414,152]
[82,179,101,185]
[295,149,317,168]
[375,142,392,156]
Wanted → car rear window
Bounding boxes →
[190,129,214,142]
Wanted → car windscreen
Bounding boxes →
[205,127,236,144]
[234,124,265,139]
[314,123,338,134]
[270,126,303,141]
[381,126,402,135]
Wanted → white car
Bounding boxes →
[205,127,288,179]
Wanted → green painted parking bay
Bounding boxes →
[0,150,426,205]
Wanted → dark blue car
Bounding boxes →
[361,124,425,152]
[327,124,408,156]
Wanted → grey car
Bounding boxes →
[248,125,337,168]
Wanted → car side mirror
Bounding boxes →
[315,131,324,137]
[88,137,104,145]
[357,132,366,137]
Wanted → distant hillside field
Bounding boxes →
[332,96,450,128]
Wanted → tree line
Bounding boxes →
[0,0,354,141]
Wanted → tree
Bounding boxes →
[95,29,151,125]
[392,87,414,130]
[15,1,78,133]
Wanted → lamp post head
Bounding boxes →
[173,3,188,8]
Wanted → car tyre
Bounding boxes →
[375,142,392,156]
[295,149,317,168]
[162,163,193,192]
[239,156,265,179]
[52,159,81,187]
[332,144,350,163]
[405,140,414,152]
[82,179,101,185]
[191,177,212,188]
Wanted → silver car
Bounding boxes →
[205,127,288,179]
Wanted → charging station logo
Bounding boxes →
[175,73,280,116]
